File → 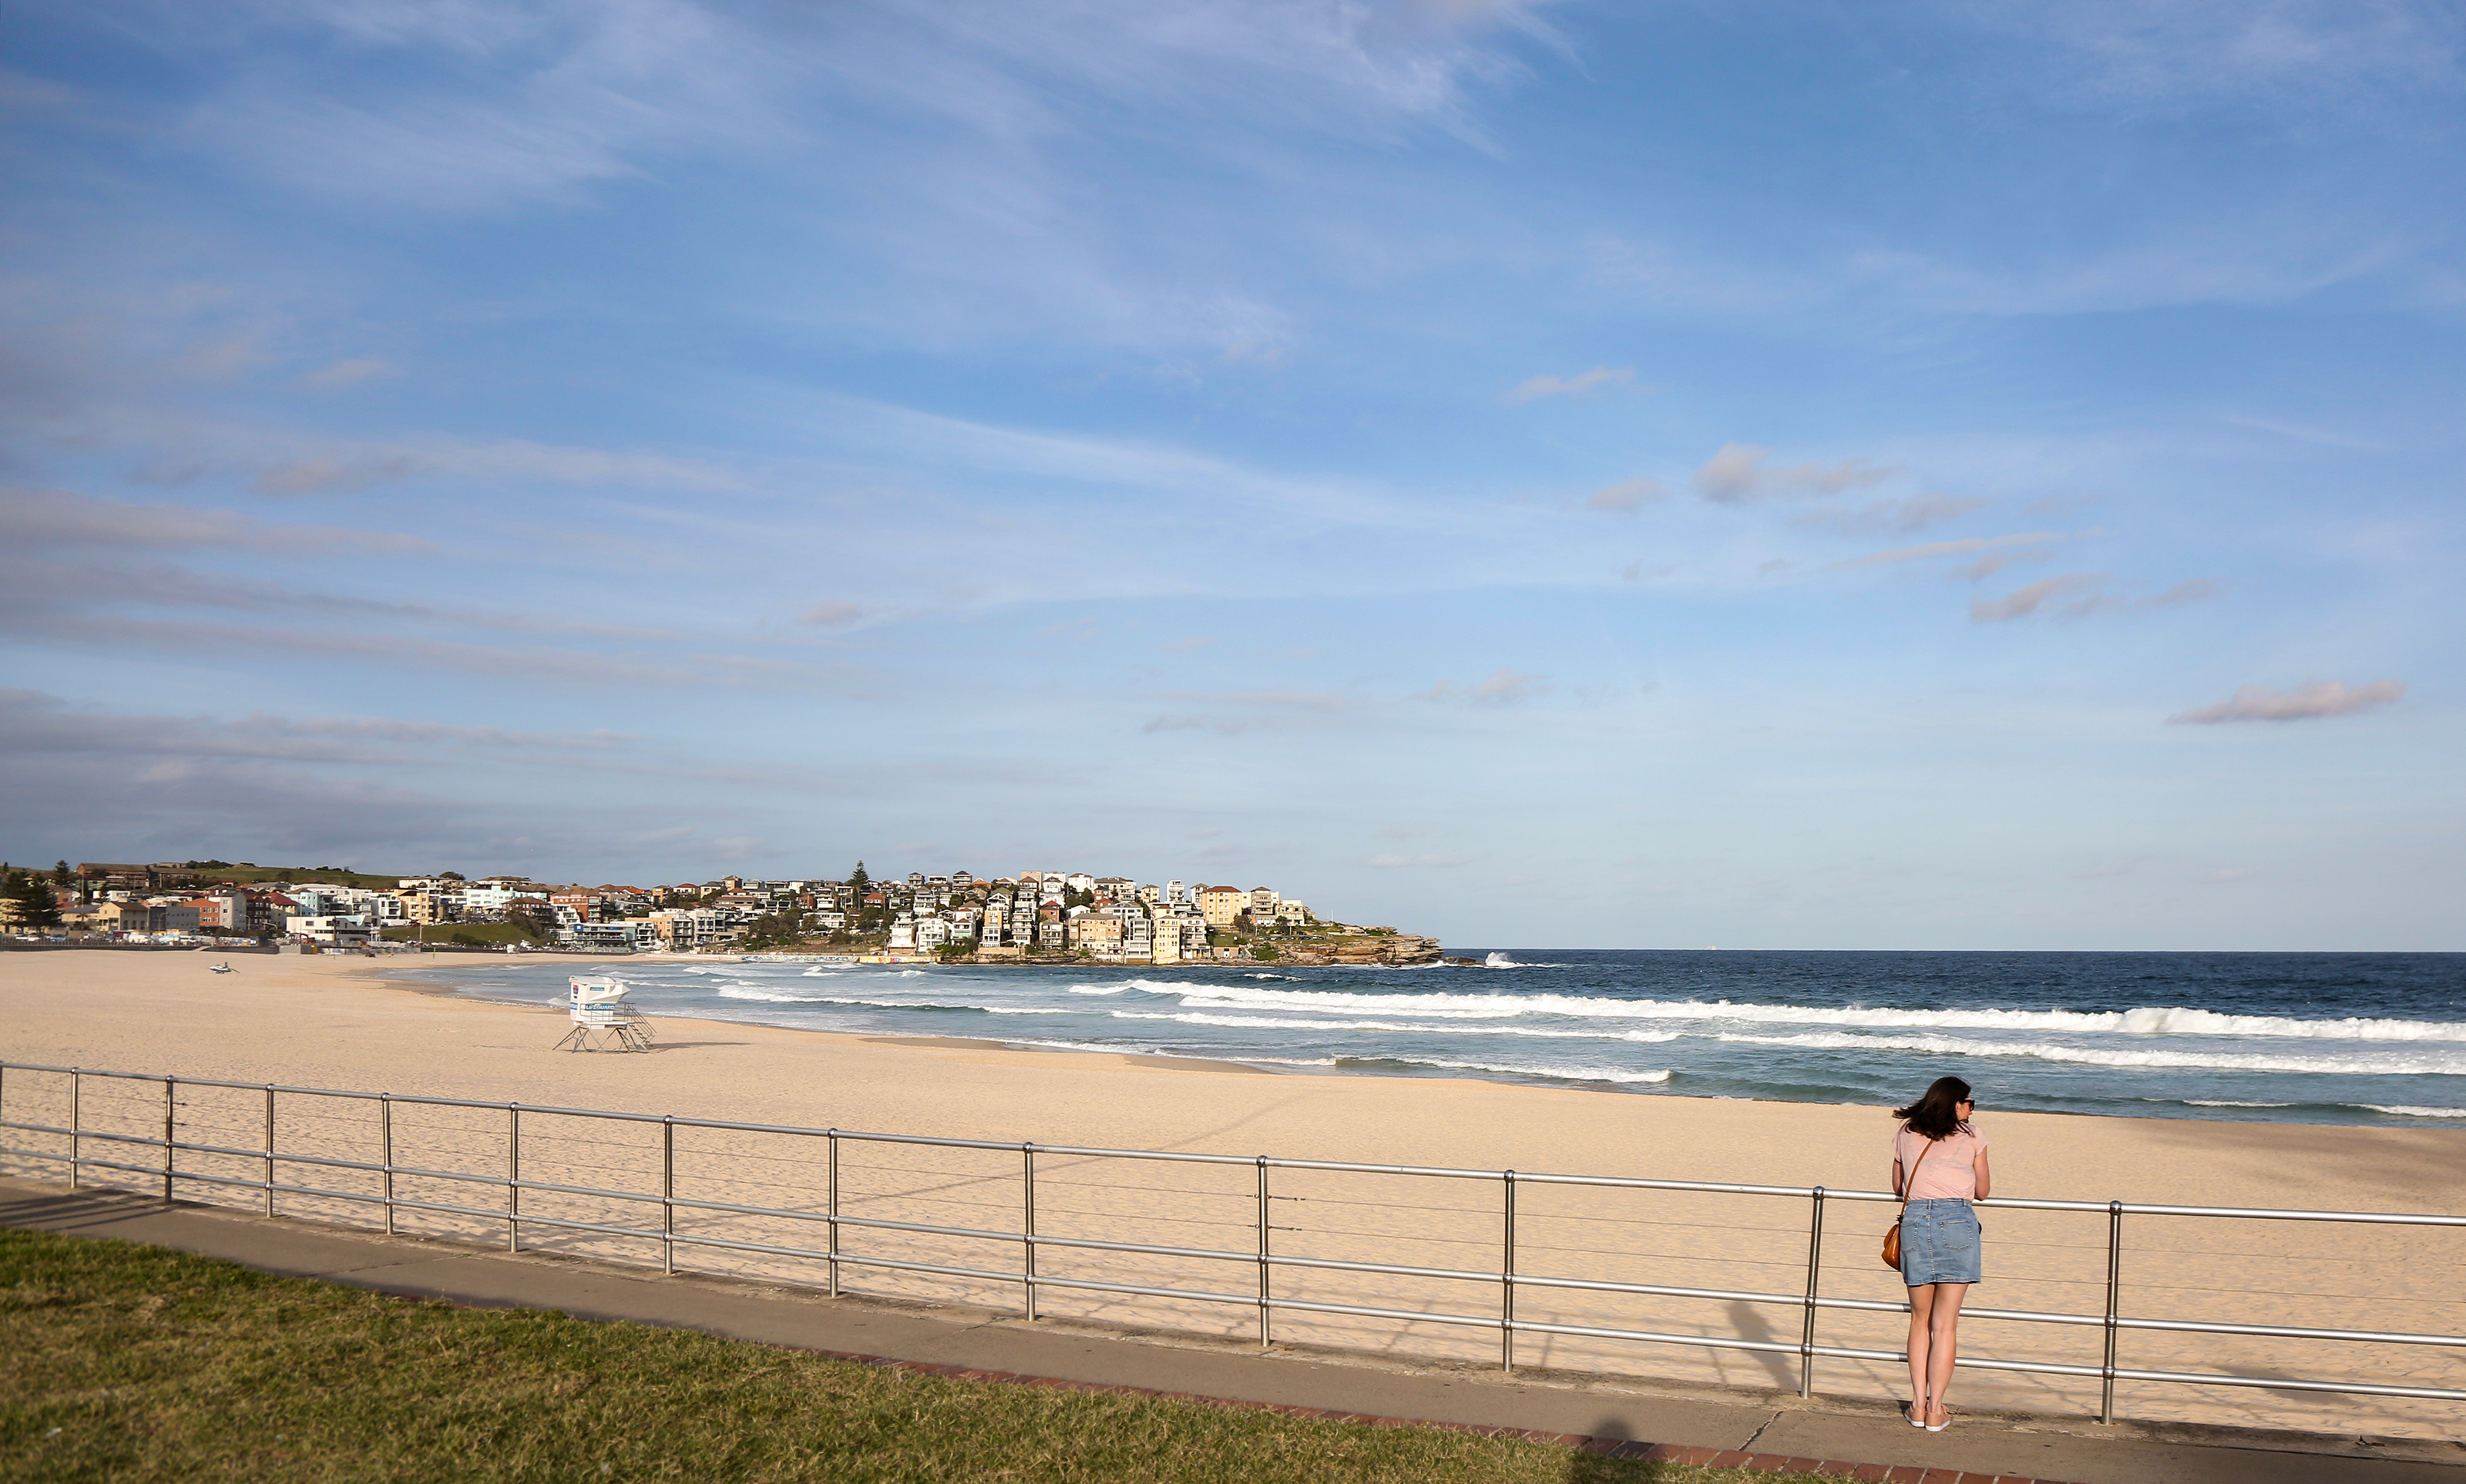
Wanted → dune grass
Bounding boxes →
[1,1229,1836,1482]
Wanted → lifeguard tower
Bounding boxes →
[553,975,655,1053]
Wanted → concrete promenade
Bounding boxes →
[5,1177,2458,1484]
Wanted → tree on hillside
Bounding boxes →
[848,861,870,892]
[2,870,65,930]
[53,861,72,887]
[508,900,560,942]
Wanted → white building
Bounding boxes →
[286,914,373,947]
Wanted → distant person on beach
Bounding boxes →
[1892,1075,1989,1432]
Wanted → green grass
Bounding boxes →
[0,1231,1843,1484]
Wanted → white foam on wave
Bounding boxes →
[1718,1030,2466,1076]
[1104,1009,1680,1042]
[1067,984,1131,995]
[1163,985,2466,1042]
[1483,952,1568,969]
[2179,1100,2298,1108]
[2364,1105,2466,1118]
[1354,1054,1673,1085]
[718,986,866,1004]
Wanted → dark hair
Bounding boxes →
[1893,1076,1974,1140]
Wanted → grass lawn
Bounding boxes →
[0,1230,1843,1482]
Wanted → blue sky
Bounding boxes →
[2,0,2459,948]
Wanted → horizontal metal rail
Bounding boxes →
[11,1060,2463,1225]
[5,1059,2461,1424]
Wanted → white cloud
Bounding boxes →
[1503,365,1636,405]
[1584,477,1664,512]
[802,600,869,626]
[1693,443,1897,503]
[2166,680,2406,724]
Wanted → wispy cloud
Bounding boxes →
[246,437,752,497]
[1970,572,2220,623]
[802,600,869,626]
[1,485,431,555]
[1413,670,1547,705]
[2166,679,2405,724]
[1694,443,1897,503]
[1831,532,2065,570]
[1796,492,1987,536]
[1369,853,1473,868]
[1968,572,2107,622]
[299,357,398,391]
[1503,365,1636,405]
[0,688,630,765]
[1584,477,1664,512]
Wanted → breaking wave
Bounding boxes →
[1343,1054,1674,1085]
[1718,1031,2466,1076]
[1158,986,2466,1042]
[1104,1009,1679,1042]
[2364,1105,2466,1118]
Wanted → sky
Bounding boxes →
[2,0,2461,949]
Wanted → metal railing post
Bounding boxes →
[68,1070,79,1190]
[162,1076,175,1201]
[506,1103,521,1253]
[826,1129,841,1298]
[2101,1200,2123,1423]
[1501,1170,1517,1372]
[1256,1156,1272,1348]
[1022,1142,1038,1320]
[662,1116,676,1276]
[1801,1186,1826,1398]
[261,1085,274,1215]
[381,1095,395,1236]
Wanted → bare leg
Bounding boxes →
[1926,1281,1970,1424]
[1906,1284,1936,1419]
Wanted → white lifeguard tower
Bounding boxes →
[553,975,655,1053]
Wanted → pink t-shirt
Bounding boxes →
[1895,1126,1987,1200]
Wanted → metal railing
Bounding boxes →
[3,1059,2461,1425]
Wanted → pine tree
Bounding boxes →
[2,870,64,930]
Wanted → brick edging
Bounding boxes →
[772,1344,2085,1484]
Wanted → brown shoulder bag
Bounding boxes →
[1880,1137,1934,1271]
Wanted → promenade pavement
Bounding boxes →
[5,1177,2457,1484]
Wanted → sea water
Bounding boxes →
[409,950,2466,1126]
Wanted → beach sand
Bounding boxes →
[5,949,2461,1439]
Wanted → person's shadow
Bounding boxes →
[1561,1415,1645,1481]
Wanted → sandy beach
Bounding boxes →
[5,949,2461,1439]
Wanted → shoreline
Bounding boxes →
[371,952,2466,1133]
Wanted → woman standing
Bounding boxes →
[1891,1076,1989,1432]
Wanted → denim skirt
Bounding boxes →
[1897,1198,1983,1286]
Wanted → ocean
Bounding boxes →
[407,950,2466,1127]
